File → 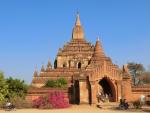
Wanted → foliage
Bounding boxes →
[32,96,48,108]
[45,78,67,88]
[9,96,32,108]
[45,80,56,88]
[6,77,28,99]
[32,91,70,109]
[56,78,67,88]
[0,100,6,108]
[0,71,29,108]
[127,63,150,85]
[139,72,150,84]
[0,72,8,101]
[48,91,70,108]
[127,62,145,85]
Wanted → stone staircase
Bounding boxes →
[97,102,119,109]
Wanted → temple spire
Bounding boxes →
[41,64,45,72]
[75,13,81,26]
[33,65,38,77]
[94,37,105,58]
[97,36,100,41]
[46,58,52,71]
[89,37,106,65]
[72,12,84,40]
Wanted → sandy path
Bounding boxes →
[0,105,149,113]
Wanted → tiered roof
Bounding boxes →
[57,13,94,57]
[90,38,108,64]
[57,39,94,56]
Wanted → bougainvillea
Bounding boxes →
[32,90,70,109]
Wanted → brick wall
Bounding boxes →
[26,87,69,102]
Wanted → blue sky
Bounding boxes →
[0,0,150,83]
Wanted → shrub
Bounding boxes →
[44,78,67,88]
[55,78,67,88]
[0,72,29,109]
[32,96,50,109]
[10,97,32,108]
[0,100,7,109]
[32,91,70,109]
[48,91,70,108]
[0,72,8,101]
[45,80,56,88]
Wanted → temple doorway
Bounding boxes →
[99,77,116,102]
[74,80,80,104]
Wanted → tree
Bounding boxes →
[127,62,145,85]
[139,72,150,84]
[0,72,8,101]
[6,77,28,100]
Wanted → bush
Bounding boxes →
[45,78,67,88]
[10,97,32,108]
[32,91,70,109]
[45,80,56,88]
[0,72,29,109]
[0,72,8,101]
[0,97,32,109]
[0,100,7,109]
[32,96,50,109]
[6,77,28,99]
[56,78,67,88]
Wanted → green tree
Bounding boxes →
[127,62,145,85]
[6,77,28,99]
[0,72,8,101]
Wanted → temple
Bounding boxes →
[28,14,150,104]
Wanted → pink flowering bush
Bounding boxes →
[32,96,49,108]
[32,91,70,109]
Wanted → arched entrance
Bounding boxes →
[99,77,116,102]
[74,80,80,104]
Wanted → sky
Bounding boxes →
[0,0,150,84]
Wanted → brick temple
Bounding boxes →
[28,14,150,104]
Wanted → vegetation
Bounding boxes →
[127,62,150,85]
[6,77,28,99]
[0,72,29,108]
[139,72,150,84]
[45,80,56,88]
[0,72,8,101]
[127,62,145,85]
[45,78,67,88]
[32,91,70,109]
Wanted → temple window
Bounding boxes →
[63,63,67,68]
[54,60,57,69]
[69,60,71,68]
[78,62,81,69]
[88,60,91,65]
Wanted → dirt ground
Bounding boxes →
[0,105,149,113]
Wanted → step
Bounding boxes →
[97,102,119,109]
